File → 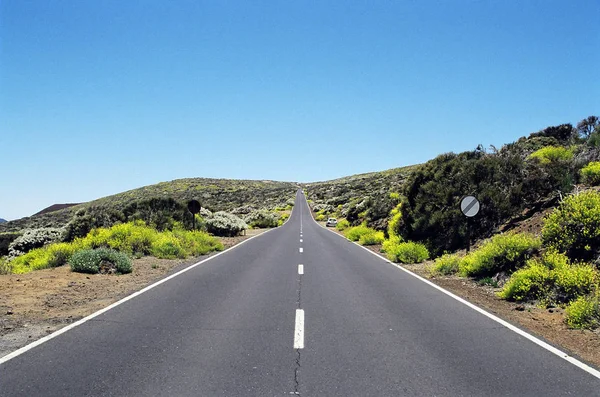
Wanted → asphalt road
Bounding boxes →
[1,190,600,396]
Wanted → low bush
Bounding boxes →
[244,210,280,228]
[206,212,247,237]
[529,146,574,165]
[150,233,186,259]
[10,248,54,273]
[171,229,224,256]
[565,295,600,329]
[8,228,64,258]
[336,219,350,231]
[315,213,326,221]
[542,191,600,261]
[344,225,374,242]
[277,213,290,226]
[381,235,403,253]
[69,248,132,274]
[0,257,11,274]
[358,231,385,246]
[459,233,541,278]
[432,254,461,275]
[84,222,156,255]
[385,241,429,264]
[580,161,600,185]
[499,250,598,303]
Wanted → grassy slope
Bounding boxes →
[0,178,299,232]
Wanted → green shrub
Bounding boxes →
[336,219,350,231]
[83,222,156,255]
[385,241,429,264]
[344,225,373,242]
[381,235,403,253]
[580,161,600,186]
[46,242,78,268]
[171,229,224,256]
[387,203,402,239]
[499,250,598,303]
[10,248,54,273]
[150,233,186,259]
[432,254,461,275]
[459,233,541,278]
[69,248,132,274]
[498,260,553,302]
[206,212,247,237]
[277,213,290,226]
[529,146,574,165]
[243,210,280,228]
[542,191,600,261]
[358,231,385,246]
[565,295,600,329]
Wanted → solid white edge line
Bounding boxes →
[0,193,301,366]
[306,197,600,380]
[294,309,305,349]
[298,264,304,275]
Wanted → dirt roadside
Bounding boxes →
[0,229,268,358]
[320,222,600,369]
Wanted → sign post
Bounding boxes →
[460,195,480,253]
[187,200,201,231]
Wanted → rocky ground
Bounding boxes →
[0,229,267,358]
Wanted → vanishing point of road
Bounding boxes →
[1,191,599,396]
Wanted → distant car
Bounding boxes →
[326,218,338,227]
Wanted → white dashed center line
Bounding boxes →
[298,264,304,274]
[299,248,303,253]
[294,309,305,349]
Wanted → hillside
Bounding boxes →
[0,178,299,233]
[0,219,6,224]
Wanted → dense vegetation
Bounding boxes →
[0,178,298,233]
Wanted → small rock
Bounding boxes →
[6,310,13,315]
[548,309,554,313]
[515,305,525,311]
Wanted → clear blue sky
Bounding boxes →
[1,0,598,220]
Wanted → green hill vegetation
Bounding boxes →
[306,114,600,329]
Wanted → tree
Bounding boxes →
[577,116,599,139]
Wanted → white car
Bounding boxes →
[326,218,338,227]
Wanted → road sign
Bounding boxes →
[187,200,201,214]
[460,196,480,218]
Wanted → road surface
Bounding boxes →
[1,190,599,396]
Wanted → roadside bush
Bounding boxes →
[381,235,403,253]
[69,248,132,274]
[359,231,385,246]
[84,222,156,255]
[244,210,280,228]
[499,250,598,303]
[206,212,247,237]
[565,295,600,329]
[542,191,600,261]
[432,254,461,275]
[150,233,186,259]
[10,248,54,273]
[580,161,600,185]
[171,229,224,256]
[529,146,574,165]
[46,242,78,268]
[277,213,290,226]
[498,260,553,302]
[315,213,326,221]
[459,233,541,278]
[8,228,64,258]
[336,219,350,231]
[385,241,429,264]
[344,225,373,242]
[0,232,21,256]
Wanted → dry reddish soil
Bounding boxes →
[321,220,600,369]
[0,228,267,358]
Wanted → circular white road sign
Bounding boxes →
[460,196,480,217]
